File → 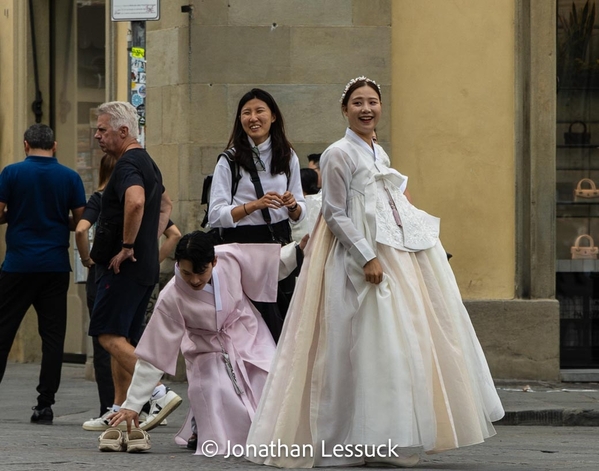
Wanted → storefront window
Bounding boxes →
[556,0,599,368]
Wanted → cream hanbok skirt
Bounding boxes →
[246,217,504,468]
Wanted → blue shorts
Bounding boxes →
[88,272,154,342]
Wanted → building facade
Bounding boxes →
[0,0,560,380]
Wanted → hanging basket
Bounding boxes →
[571,234,599,260]
[564,121,591,145]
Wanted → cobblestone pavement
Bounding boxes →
[1,362,598,471]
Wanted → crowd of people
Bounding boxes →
[0,77,504,466]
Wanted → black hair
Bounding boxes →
[307,153,321,168]
[175,231,216,274]
[300,168,320,195]
[341,79,382,109]
[226,88,293,177]
[24,124,54,150]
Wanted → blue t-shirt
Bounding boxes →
[0,155,86,272]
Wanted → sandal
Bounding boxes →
[127,427,152,453]
[98,427,127,452]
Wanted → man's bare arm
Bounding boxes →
[69,207,85,231]
[122,185,145,244]
[157,190,173,238]
[108,185,145,274]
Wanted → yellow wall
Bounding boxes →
[115,22,130,101]
[0,0,27,170]
[391,0,516,299]
[0,0,28,258]
[0,1,15,170]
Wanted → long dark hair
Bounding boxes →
[226,88,293,177]
[98,154,118,191]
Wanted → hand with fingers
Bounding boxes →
[299,234,310,251]
[281,191,301,219]
[257,191,283,210]
[108,408,140,434]
[280,191,297,209]
[363,258,384,284]
[108,247,136,274]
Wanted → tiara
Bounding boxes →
[340,76,381,103]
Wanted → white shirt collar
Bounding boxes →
[345,128,376,160]
[210,268,222,312]
[247,135,272,153]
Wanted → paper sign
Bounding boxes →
[112,0,160,21]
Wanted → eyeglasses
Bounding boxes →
[252,147,266,172]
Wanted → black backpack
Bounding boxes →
[200,149,240,228]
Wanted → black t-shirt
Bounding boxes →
[99,148,164,286]
[82,191,102,225]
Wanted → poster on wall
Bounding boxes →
[112,0,160,21]
[130,47,146,147]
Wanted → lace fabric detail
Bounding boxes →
[374,177,440,252]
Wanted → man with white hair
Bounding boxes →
[85,101,178,432]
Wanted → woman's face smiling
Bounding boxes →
[178,258,217,291]
[343,85,381,143]
[240,98,275,145]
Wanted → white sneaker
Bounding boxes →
[139,388,182,432]
[83,410,127,431]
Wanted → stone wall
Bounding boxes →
[145,0,392,233]
[466,300,561,380]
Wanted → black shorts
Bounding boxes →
[88,271,154,342]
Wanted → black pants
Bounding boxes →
[221,220,296,343]
[0,271,70,408]
[86,266,115,416]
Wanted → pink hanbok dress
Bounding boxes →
[133,243,279,455]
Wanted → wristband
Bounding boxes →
[243,203,250,215]
[122,242,135,249]
[288,203,298,212]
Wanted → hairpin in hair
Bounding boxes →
[340,76,381,103]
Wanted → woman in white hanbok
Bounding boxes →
[246,77,504,468]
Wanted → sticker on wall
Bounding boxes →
[129,52,147,148]
[131,93,143,107]
[131,47,145,59]
[131,58,145,72]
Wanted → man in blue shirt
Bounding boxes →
[0,124,86,424]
